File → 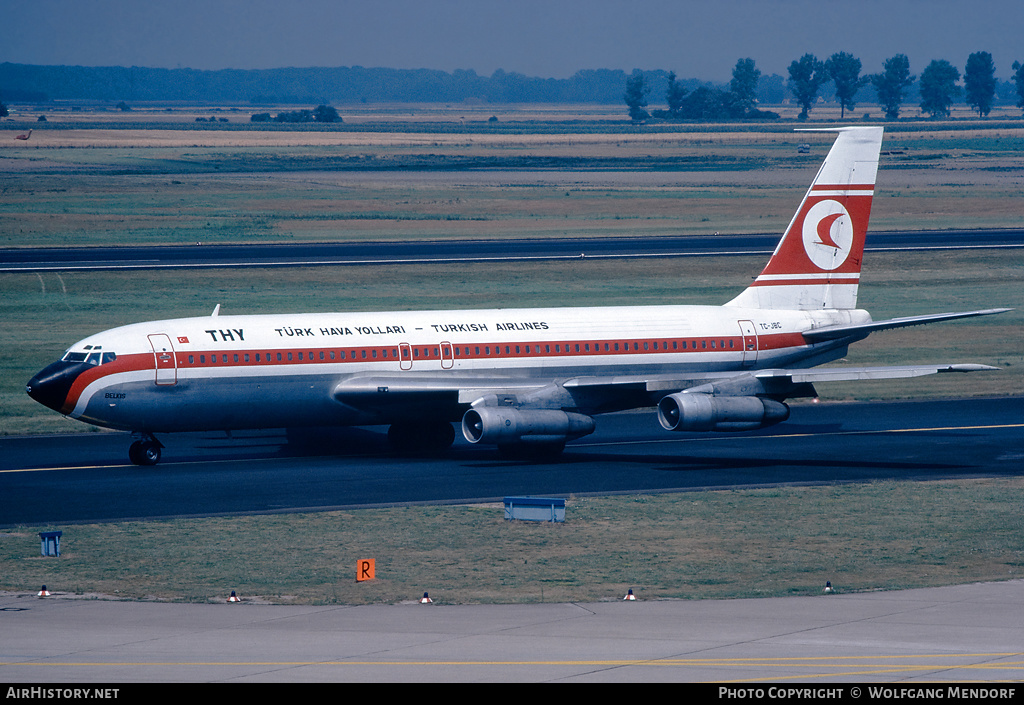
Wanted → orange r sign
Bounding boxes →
[357,558,375,582]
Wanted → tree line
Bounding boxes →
[1,58,1023,119]
[627,52,1024,121]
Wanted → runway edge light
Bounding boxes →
[824,581,833,594]
[37,585,50,597]
[623,589,636,601]
[420,592,433,604]
[228,590,240,602]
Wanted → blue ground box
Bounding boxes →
[503,496,565,523]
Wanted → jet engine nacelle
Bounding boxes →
[657,393,790,432]
[462,407,596,446]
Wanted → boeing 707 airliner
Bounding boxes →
[26,127,1008,465]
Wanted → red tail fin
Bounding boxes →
[727,127,883,311]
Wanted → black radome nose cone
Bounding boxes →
[26,361,87,413]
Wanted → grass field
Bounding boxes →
[3,112,1024,247]
[4,478,1023,604]
[1,107,1021,605]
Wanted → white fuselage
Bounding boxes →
[57,303,868,433]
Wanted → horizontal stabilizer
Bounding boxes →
[802,308,1011,342]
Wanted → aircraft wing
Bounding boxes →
[802,308,1011,343]
[569,363,998,396]
[334,362,998,413]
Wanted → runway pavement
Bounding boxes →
[2,580,1023,683]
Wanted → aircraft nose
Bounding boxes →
[26,360,87,413]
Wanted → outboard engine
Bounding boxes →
[657,393,789,432]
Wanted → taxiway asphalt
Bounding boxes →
[1,397,1021,526]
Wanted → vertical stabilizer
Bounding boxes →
[726,126,883,310]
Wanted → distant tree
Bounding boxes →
[1013,61,1024,114]
[677,86,747,120]
[250,112,272,122]
[623,71,650,122]
[665,71,688,118]
[964,51,997,117]
[919,60,961,117]
[115,101,131,112]
[787,54,827,119]
[0,101,7,118]
[313,104,341,123]
[274,109,314,123]
[825,52,868,119]
[870,54,915,120]
[730,58,761,114]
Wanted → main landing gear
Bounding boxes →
[128,434,163,466]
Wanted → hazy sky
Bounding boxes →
[3,0,1022,81]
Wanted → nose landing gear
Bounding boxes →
[128,435,163,466]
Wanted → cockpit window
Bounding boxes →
[62,351,117,365]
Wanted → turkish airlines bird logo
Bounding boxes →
[801,200,853,270]
[815,213,844,249]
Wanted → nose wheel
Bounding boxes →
[128,436,163,466]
